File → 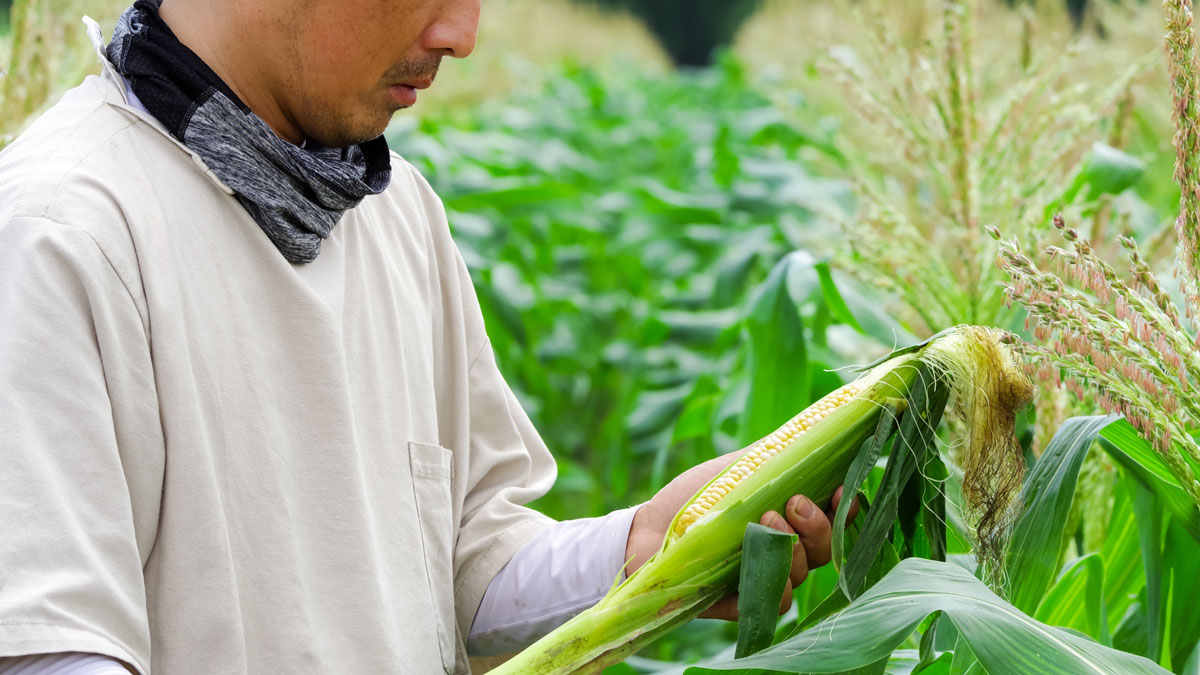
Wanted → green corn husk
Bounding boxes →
[488,325,1033,675]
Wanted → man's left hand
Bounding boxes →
[623,450,859,620]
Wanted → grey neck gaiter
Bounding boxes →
[107,0,392,264]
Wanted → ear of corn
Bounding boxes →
[671,380,866,537]
[488,325,1033,675]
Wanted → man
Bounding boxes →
[0,0,851,672]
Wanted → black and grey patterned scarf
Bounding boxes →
[106,0,392,263]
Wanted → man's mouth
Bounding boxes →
[389,84,418,107]
[388,75,435,108]
[401,77,434,90]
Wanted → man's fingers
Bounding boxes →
[702,512,807,623]
[760,510,794,534]
[699,593,739,620]
[698,581,795,621]
[785,495,832,569]
[707,491,861,623]
[829,485,861,523]
[762,510,810,587]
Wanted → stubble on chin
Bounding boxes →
[303,57,441,148]
[293,94,390,149]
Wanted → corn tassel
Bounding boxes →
[487,326,1033,675]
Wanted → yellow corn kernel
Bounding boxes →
[672,381,864,535]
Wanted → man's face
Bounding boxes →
[268,0,480,147]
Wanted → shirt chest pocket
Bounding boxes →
[409,441,461,674]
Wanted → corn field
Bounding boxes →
[5,0,1200,673]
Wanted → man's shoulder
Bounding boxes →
[380,151,440,207]
[358,150,453,242]
[0,74,209,235]
[0,73,233,304]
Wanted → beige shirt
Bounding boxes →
[0,54,556,674]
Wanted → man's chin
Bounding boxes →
[305,115,395,149]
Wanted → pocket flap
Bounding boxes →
[409,441,453,480]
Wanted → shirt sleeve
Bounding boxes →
[0,217,154,673]
[450,340,560,645]
[466,504,642,656]
[0,653,132,674]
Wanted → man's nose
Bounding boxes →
[422,0,480,59]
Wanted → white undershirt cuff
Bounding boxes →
[0,653,131,674]
[467,503,642,656]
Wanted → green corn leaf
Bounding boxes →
[814,261,863,332]
[856,649,950,675]
[476,270,528,347]
[1184,640,1200,675]
[735,523,797,659]
[443,179,578,211]
[824,268,918,349]
[670,377,720,444]
[711,236,768,307]
[1102,480,1145,630]
[1131,476,1165,664]
[851,659,889,675]
[842,367,947,599]
[897,447,925,559]
[685,559,1170,675]
[786,564,840,640]
[1058,142,1145,207]
[921,451,948,563]
[1162,515,1200,669]
[798,513,900,634]
[917,612,942,671]
[1125,491,1200,670]
[635,179,729,223]
[833,402,900,595]
[910,653,953,675]
[1005,414,1118,615]
[739,253,814,444]
[897,445,947,562]
[1098,419,1200,540]
[1034,553,1108,645]
[713,123,739,189]
[1113,594,1150,659]
[947,635,980,675]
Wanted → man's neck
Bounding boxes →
[157,0,304,144]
